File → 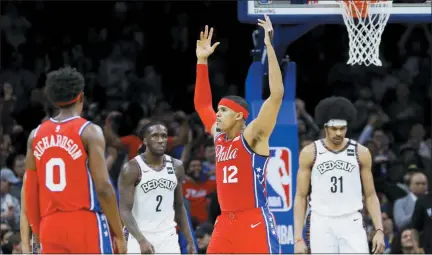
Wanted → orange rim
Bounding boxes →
[343,0,381,18]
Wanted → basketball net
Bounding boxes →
[337,0,392,66]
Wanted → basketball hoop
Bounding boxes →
[337,0,392,66]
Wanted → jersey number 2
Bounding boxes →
[223,166,238,183]
[330,176,343,193]
[45,158,67,192]
[156,195,163,212]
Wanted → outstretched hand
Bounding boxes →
[196,25,220,60]
[258,14,274,45]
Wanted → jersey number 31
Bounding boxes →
[222,166,238,184]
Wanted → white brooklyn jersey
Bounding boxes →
[309,139,363,216]
[132,154,178,233]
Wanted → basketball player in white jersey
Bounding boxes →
[118,122,196,254]
[293,97,385,254]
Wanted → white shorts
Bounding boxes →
[310,211,369,254]
[127,228,181,254]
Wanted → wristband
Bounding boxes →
[376,229,384,234]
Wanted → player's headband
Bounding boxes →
[55,92,83,106]
[218,98,249,120]
[325,119,347,127]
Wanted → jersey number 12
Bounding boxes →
[223,166,238,183]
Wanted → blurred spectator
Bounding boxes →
[411,192,432,254]
[0,3,31,50]
[296,98,320,140]
[382,212,396,253]
[182,144,216,227]
[201,143,216,181]
[0,169,20,230]
[195,222,213,254]
[393,172,428,229]
[1,223,14,254]
[8,154,25,200]
[390,228,424,254]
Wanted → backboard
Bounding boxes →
[238,0,432,24]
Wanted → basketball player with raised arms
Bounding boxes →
[194,15,282,254]
[118,122,196,254]
[24,67,126,254]
[293,97,386,254]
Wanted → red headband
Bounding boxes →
[218,98,249,120]
[55,92,83,106]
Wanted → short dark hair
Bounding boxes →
[185,157,202,170]
[223,95,250,113]
[139,121,167,139]
[314,96,357,126]
[45,67,85,108]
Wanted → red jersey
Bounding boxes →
[214,133,269,211]
[182,177,216,224]
[32,116,101,218]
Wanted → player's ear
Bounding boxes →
[235,112,243,121]
[143,138,148,146]
[78,92,84,103]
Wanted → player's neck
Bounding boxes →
[225,123,244,140]
[55,108,80,121]
[142,151,164,167]
[323,137,348,151]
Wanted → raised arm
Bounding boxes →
[359,144,385,254]
[194,26,220,136]
[173,159,197,254]
[245,15,284,142]
[293,143,314,253]
[169,112,190,148]
[82,124,125,252]
[24,129,40,240]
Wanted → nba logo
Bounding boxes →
[265,147,292,212]
[258,0,273,4]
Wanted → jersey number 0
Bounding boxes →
[45,158,67,192]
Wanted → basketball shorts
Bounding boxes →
[310,210,369,253]
[39,210,113,254]
[207,207,280,254]
[127,228,181,254]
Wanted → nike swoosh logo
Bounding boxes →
[251,222,262,228]
[353,218,360,221]
[319,152,326,154]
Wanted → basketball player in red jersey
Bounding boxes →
[24,67,126,254]
[194,15,282,254]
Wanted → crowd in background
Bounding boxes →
[1,1,431,254]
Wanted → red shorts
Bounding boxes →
[39,210,114,254]
[207,207,280,254]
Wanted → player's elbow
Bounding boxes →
[119,205,131,219]
[95,182,114,199]
[294,193,308,202]
[269,88,284,101]
[364,189,377,200]
[294,192,308,207]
